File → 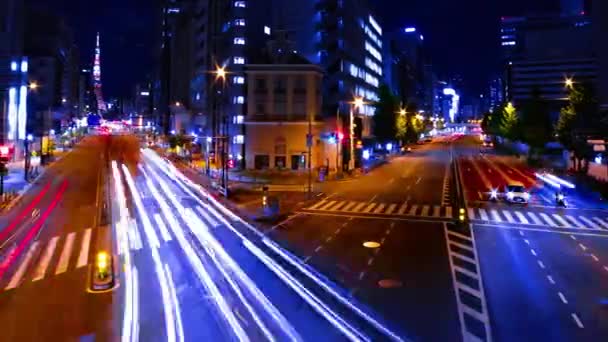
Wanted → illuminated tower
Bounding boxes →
[93,32,106,113]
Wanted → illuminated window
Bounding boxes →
[234,96,244,104]
[234,1,246,8]
[365,41,382,62]
[264,26,271,35]
[10,61,17,71]
[233,76,245,84]
[235,19,245,26]
[233,135,244,144]
[233,115,244,124]
[234,37,245,45]
[233,56,245,64]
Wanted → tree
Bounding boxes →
[500,102,519,140]
[556,82,599,172]
[372,84,399,143]
[519,88,553,159]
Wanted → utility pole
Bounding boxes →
[307,111,313,198]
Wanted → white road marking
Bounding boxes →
[6,242,40,290]
[408,205,418,216]
[362,203,376,213]
[558,292,568,304]
[445,206,453,218]
[154,213,173,242]
[433,206,441,217]
[571,313,584,328]
[308,200,327,210]
[479,209,489,221]
[551,214,569,227]
[539,213,558,227]
[578,216,599,229]
[352,202,367,212]
[579,243,587,251]
[592,217,608,229]
[531,249,537,256]
[468,208,476,220]
[318,201,338,211]
[314,246,322,253]
[421,205,430,216]
[514,211,529,224]
[570,235,577,240]
[564,215,585,229]
[502,210,515,223]
[76,228,92,268]
[538,260,545,269]
[591,254,599,262]
[547,275,555,284]
[373,203,386,214]
[526,212,543,225]
[342,201,357,212]
[55,232,76,275]
[490,209,502,222]
[397,202,408,215]
[32,237,59,281]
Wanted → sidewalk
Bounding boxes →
[1,150,69,211]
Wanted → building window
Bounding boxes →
[275,156,286,169]
[235,19,245,26]
[233,115,244,124]
[233,135,244,144]
[255,155,269,169]
[233,76,244,84]
[274,76,286,93]
[234,37,245,45]
[234,1,246,8]
[264,26,271,35]
[255,77,266,91]
[234,96,244,104]
[233,56,245,64]
[291,155,305,170]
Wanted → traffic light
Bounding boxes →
[95,251,109,279]
[459,208,466,222]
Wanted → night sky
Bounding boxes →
[30,0,560,98]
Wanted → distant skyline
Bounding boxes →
[29,0,562,98]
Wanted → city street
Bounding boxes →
[0,135,126,341]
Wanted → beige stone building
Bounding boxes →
[244,38,337,171]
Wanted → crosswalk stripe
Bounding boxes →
[527,212,543,225]
[327,201,347,211]
[55,232,75,275]
[195,206,219,227]
[514,211,529,224]
[353,202,367,212]
[373,203,386,214]
[551,214,569,227]
[408,205,418,216]
[308,200,327,210]
[32,237,58,281]
[502,210,515,223]
[592,217,608,229]
[445,206,452,218]
[479,209,489,221]
[433,206,441,217]
[318,201,337,211]
[490,210,502,222]
[6,242,40,290]
[468,208,476,220]
[385,204,397,215]
[540,213,558,227]
[397,203,408,215]
[578,216,600,229]
[564,215,585,229]
[154,213,173,241]
[76,228,92,268]
[342,201,357,211]
[421,205,430,216]
[363,203,376,213]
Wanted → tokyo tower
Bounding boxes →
[93,32,107,113]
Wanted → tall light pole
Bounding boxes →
[213,65,229,196]
[350,96,365,171]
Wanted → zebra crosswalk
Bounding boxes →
[304,199,453,219]
[468,207,608,231]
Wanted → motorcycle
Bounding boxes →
[556,193,568,207]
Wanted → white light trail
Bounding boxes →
[535,173,562,189]
[140,166,250,341]
[164,264,185,342]
[543,173,576,189]
[140,150,405,342]
[124,164,176,342]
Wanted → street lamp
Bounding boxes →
[211,64,230,196]
[349,96,366,171]
[214,65,227,81]
[29,81,38,91]
[565,77,574,88]
[399,108,406,116]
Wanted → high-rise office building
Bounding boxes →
[500,12,595,108]
[384,26,429,111]
[0,0,27,148]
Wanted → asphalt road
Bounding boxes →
[267,139,467,341]
[0,135,137,341]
